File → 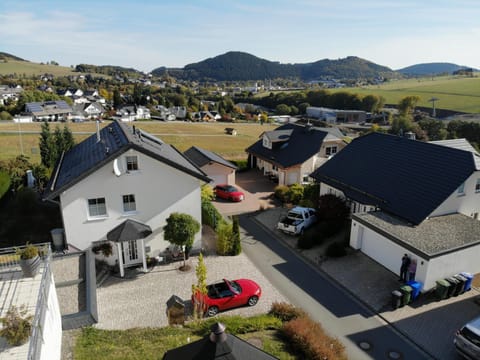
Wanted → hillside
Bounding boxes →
[0,52,26,62]
[397,62,476,76]
[152,52,398,81]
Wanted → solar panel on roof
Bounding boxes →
[26,103,43,112]
[56,101,71,109]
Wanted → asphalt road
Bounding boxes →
[239,214,432,360]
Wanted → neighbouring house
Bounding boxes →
[115,105,151,122]
[72,102,105,121]
[310,132,480,290]
[191,111,217,122]
[184,146,237,186]
[170,106,187,119]
[0,84,23,105]
[0,244,62,360]
[25,101,72,122]
[43,120,210,277]
[306,106,367,124]
[245,123,346,185]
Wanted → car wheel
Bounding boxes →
[247,296,259,306]
[300,228,305,236]
[229,197,233,202]
[207,306,219,317]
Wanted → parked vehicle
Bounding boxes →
[214,184,245,202]
[277,206,317,235]
[454,315,480,359]
[192,278,262,317]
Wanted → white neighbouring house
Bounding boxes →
[311,133,480,290]
[43,121,210,276]
[246,123,346,185]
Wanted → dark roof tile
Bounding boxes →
[311,132,476,224]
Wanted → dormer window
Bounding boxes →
[126,155,138,171]
[262,136,272,149]
[457,182,465,196]
[326,146,337,156]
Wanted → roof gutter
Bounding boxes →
[49,150,65,194]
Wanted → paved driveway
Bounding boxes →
[212,169,279,216]
[95,251,286,330]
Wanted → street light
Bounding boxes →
[428,97,439,118]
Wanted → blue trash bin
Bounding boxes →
[460,272,473,291]
[406,280,423,301]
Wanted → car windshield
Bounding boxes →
[224,186,237,193]
[461,327,480,347]
[226,280,241,294]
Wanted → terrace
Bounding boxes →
[0,243,62,360]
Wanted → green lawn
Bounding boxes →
[74,315,296,360]
[0,60,104,77]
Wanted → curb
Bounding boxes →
[248,213,436,360]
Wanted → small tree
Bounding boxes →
[216,222,232,255]
[230,215,242,255]
[191,252,207,319]
[163,213,200,268]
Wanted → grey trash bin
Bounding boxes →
[391,290,402,309]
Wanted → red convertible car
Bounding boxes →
[193,278,262,317]
[214,184,245,202]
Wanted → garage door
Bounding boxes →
[287,172,298,185]
[209,174,228,186]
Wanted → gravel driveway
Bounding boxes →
[95,252,286,329]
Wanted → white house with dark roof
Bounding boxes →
[184,146,237,186]
[246,123,346,185]
[311,132,480,290]
[43,121,210,276]
[25,101,72,122]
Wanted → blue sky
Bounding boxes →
[1,0,479,72]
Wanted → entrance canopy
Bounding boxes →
[107,219,152,243]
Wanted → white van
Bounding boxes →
[454,316,480,359]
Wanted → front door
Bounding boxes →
[122,240,142,267]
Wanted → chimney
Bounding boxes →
[209,322,227,343]
[96,120,101,142]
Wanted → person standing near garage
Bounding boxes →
[399,254,410,282]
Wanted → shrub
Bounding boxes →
[16,243,39,260]
[92,242,113,257]
[298,198,315,208]
[229,159,248,171]
[317,194,349,222]
[303,183,320,207]
[0,171,10,200]
[281,316,346,360]
[269,302,306,322]
[201,184,215,202]
[201,200,224,230]
[297,232,316,249]
[274,185,289,202]
[326,242,347,258]
[216,222,233,255]
[230,216,242,255]
[0,305,33,346]
[286,183,304,204]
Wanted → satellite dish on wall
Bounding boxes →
[113,158,122,177]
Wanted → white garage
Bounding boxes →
[350,211,480,291]
[184,146,237,186]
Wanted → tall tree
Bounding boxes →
[191,252,207,319]
[39,122,55,168]
[398,96,420,116]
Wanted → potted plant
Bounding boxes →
[16,243,40,277]
[0,305,33,346]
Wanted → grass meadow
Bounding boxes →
[0,121,276,163]
[331,75,480,113]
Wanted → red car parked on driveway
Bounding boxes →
[193,278,262,317]
[214,184,245,202]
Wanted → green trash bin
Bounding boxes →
[435,279,450,300]
[400,285,413,305]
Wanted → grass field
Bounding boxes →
[0,60,79,77]
[0,121,276,163]
[331,75,480,113]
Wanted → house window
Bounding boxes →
[457,182,465,195]
[88,198,107,217]
[476,179,480,193]
[126,156,138,171]
[325,146,337,156]
[122,194,136,213]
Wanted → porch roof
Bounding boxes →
[353,211,480,259]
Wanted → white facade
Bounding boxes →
[430,171,480,219]
[59,149,202,260]
[201,162,235,186]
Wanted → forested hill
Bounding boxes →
[397,62,476,76]
[151,52,397,81]
[0,52,26,61]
